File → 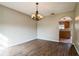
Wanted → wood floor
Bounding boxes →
[5,39,78,56]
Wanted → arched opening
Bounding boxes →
[59,16,72,43]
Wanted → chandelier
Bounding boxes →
[31,3,43,21]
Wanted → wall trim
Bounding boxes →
[73,43,79,55]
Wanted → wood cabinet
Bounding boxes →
[59,31,71,39]
[59,21,70,29]
[64,21,70,29]
[59,21,70,39]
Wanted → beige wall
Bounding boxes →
[37,11,74,42]
[0,5,37,47]
[74,3,79,54]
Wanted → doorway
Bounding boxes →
[59,16,72,43]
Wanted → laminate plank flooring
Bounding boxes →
[1,39,78,56]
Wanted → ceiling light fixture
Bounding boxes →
[31,2,43,21]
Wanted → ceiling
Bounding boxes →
[0,2,76,16]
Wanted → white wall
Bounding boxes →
[37,11,74,42]
[0,5,37,47]
[74,3,79,54]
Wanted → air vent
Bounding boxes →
[51,13,55,15]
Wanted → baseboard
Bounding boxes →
[8,39,35,47]
[36,38,59,42]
